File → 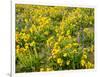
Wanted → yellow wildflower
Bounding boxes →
[85,61,94,69]
[54,42,59,48]
[16,45,20,53]
[61,31,64,35]
[65,44,72,49]
[40,68,44,72]
[46,68,53,71]
[55,28,59,33]
[16,32,19,38]
[58,36,64,42]
[47,36,54,46]
[82,54,87,59]
[25,18,28,23]
[67,35,72,39]
[44,31,49,35]
[63,53,67,57]
[29,27,33,33]
[30,41,36,46]
[51,48,59,55]
[29,24,37,33]
[72,49,77,53]
[66,60,70,65]
[20,47,26,52]
[83,28,89,33]
[80,59,86,66]
[73,43,79,46]
[67,30,71,35]
[52,55,57,58]
[23,34,30,42]
[83,48,87,51]
[16,45,20,49]
[25,43,29,49]
[48,56,52,60]
[90,45,94,53]
[57,58,63,66]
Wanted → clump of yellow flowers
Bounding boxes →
[16,4,94,73]
[57,58,63,66]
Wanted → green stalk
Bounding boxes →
[34,46,38,59]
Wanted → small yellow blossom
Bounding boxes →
[52,48,59,55]
[85,61,94,69]
[29,24,37,33]
[63,53,67,57]
[47,36,54,46]
[73,43,79,46]
[25,43,29,49]
[58,36,64,42]
[40,68,44,72]
[23,34,30,42]
[48,56,52,60]
[83,28,89,33]
[65,44,72,49]
[68,35,72,39]
[25,45,28,49]
[16,45,20,49]
[66,60,70,65]
[57,58,63,66]
[46,68,53,71]
[67,30,71,35]
[80,59,86,66]
[44,31,49,35]
[83,48,87,51]
[25,18,28,23]
[54,42,59,48]
[90,45,94,53]
[16,45,20,53]
[20,47,26,52]
[82,54,87,59]
[30,41,36,46]
[72,49,77,53]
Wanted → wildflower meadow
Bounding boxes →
[15,4,94,73]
